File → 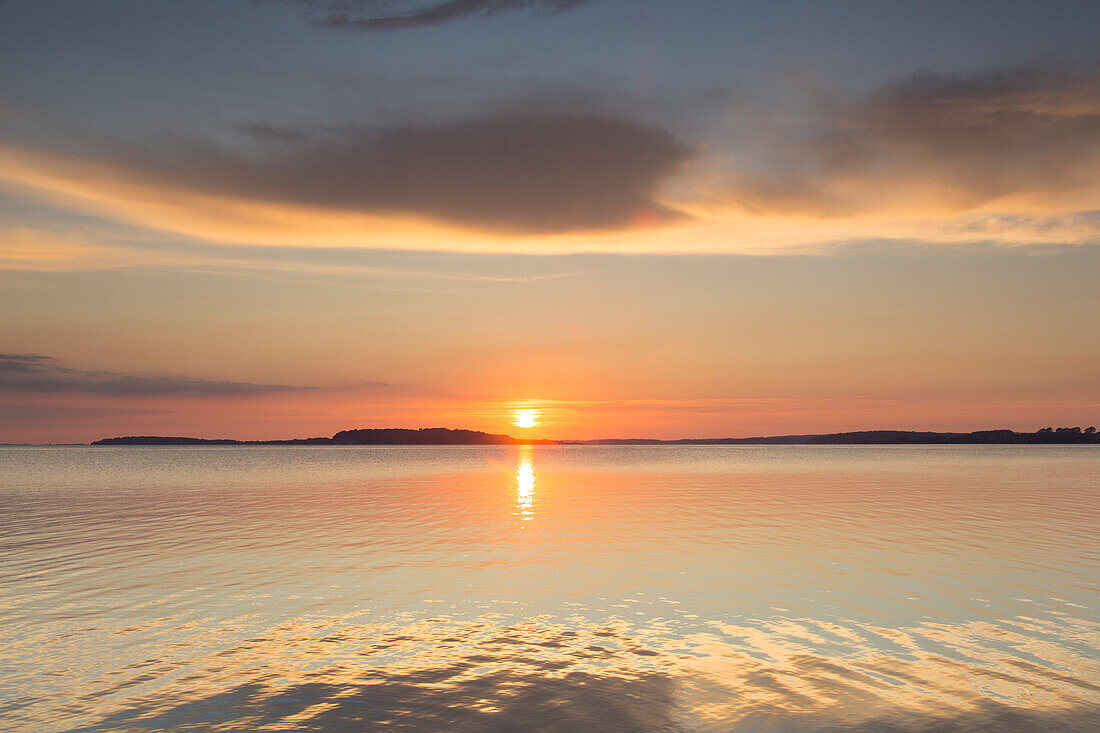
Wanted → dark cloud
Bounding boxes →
[0,354,323,397]
[275,0,591,31]
[731,61,1100,215]
[127,114,690,234]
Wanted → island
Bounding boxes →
[92,426,1098,446]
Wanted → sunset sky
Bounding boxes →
[1,0,1098,443]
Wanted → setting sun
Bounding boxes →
[513,409,538,429]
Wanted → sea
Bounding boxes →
[1,445,1098,732]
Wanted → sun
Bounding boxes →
[513,409,538,429]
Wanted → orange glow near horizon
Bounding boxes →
[5,387,1100,445]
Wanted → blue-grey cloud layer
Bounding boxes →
[120,113,690,233]
[0,354,316,397]
[732,61,1100,215]
[276,0,591,31]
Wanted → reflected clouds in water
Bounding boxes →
[55,613,1100,732]
[2,445,1098,732]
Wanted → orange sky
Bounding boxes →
[1,2,1097,442]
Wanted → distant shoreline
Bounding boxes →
[84,426,1100,446]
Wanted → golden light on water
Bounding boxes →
[516,446,535,522]
[513,409,538,429]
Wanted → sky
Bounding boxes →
[1,0,1098,443]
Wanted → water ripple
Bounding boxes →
[0,445,1097,731]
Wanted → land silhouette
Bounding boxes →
[92,426,1099,446]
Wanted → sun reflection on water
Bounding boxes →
[5,447,1100,732]
[516,446,535,522]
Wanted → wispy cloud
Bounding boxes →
[274,0,591,31]
[710,61,1100,217]
[0,354,349,397]
[0,225,587,280]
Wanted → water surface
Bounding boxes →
[2,445,1098,731]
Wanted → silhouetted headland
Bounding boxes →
[91,426,1098,446]
[585,427,1099,445]
[93,428,557,446]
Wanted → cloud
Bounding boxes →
[0,224,588,281]
[161,115,688,234]
[717,61,1100,217]
[275,0,591,31]
[1,114,689,237]
[0,354,334,397]
[0,64,1097,254]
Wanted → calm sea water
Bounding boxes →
[1,445,1098,732]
